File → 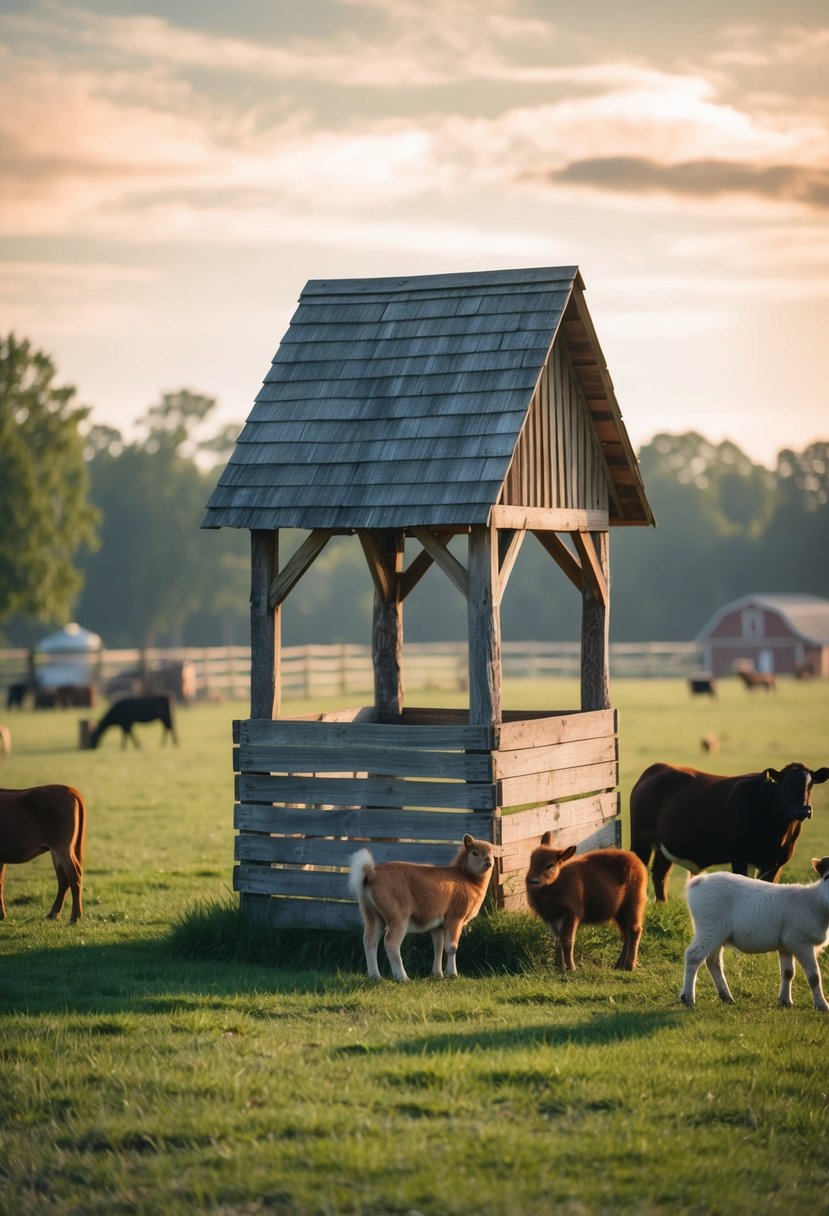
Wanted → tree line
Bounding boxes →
[1,333,827,650]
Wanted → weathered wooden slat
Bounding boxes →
[499,760,618,809]
[235,773,497,811]
[496,792,619,848]
[235,836,460,866]
[489,506,608,531]
[253,893,362,932]
[234,743,493,781]
[235,803,487,839]
[493,734,616,780]
[234,864,351,899]
[234,717,493,750]
[496,707,615,751]
[301,268,577,296]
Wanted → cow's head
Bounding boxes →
[763,763,829,822]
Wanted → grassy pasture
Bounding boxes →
[0,678,828,1215]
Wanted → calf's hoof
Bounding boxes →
[679,993,694,1008]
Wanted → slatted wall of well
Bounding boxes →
[233,706,620,929]
[233,709,497,930]
[491,708,620,911]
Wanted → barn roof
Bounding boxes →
[202,266,653,532]
[697,593,829,645]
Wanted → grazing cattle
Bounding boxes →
[525,837,647,971]
[347,834,495,981]
[688,675,716,697]
[630,761,829,900]
[736,669,776,692]
[679,857,829,1011]
[0,785,87,920]
[6,682,29,710]
[89,694,177,749]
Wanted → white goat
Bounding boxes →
[680,856,829,1011]
[347,834,495,982]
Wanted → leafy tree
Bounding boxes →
[0,334,99,628]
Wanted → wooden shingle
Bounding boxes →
[202,266,653,532]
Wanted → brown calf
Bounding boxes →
[0,785,87,921]
[525,835,647,971]
[347,834,495,982]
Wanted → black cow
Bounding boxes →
[89,695,177,749]
[630,761,829,900]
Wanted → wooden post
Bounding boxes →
[249,529,280,719]
[372,531,404,722]
[581,530,610,711]
[467,525,502,727]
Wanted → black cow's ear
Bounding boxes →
[812,767,829,784]
[763,768,781,782]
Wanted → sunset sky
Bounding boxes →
[2,0,828,467]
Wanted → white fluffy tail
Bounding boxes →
[347,848,375,900]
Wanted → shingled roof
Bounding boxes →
[202,266,653,532]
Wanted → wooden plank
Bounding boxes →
[490,506,608,531]
[235,836,460,866]
[250,530,279,719]
[234,717,493,750]
[467,525,501,727]
[496,791,619,846]
[495,529,524,606]
[498,760,618,809]
[264,895,362,932]
[496,708,615,751]
[493,734,617,780]
[573,532,608,606]
[268,529,333,608]
[411,528,469,598]
[399,547,435,600]
[234,864,351,899]
[235,804,487,839]
[235,773,497,811]
[234,743,493,781]
[581,531,611,711]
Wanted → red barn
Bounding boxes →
[696,593,829,678]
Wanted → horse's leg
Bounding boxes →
[49,847,83,921]
[47,851,70,919]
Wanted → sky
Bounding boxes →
[1,0,828,468]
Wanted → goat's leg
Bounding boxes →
[777,951,795,1008]
[443,919,465,979]
[360,905,383,980]
[429,925,445,979]
[792,944,828,1012]
[558,914,578,971]
[0,863,6,919]
[651,851,672,902]
[383,921,410,983]
[705,945,735,1004]
[680,935,712,1006]
[615,918,642,970]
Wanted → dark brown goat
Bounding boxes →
[525,836,648,971]
[0,785,87,920]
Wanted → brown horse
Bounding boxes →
[0,785,87,921]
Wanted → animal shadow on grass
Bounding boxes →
[336,1010,678,1058]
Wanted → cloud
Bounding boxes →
[543,156,829,210]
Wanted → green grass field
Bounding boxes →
[1,678,828,1215]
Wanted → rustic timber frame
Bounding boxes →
[202,266,654,929]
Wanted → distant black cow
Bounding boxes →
[89,695,177,749]
[630,761,829,900]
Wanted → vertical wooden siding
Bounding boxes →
[500,340,608,513]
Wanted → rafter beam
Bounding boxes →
[532,530,583,592]
[411,527,469,599]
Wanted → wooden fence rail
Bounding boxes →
[1,640,700,705]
